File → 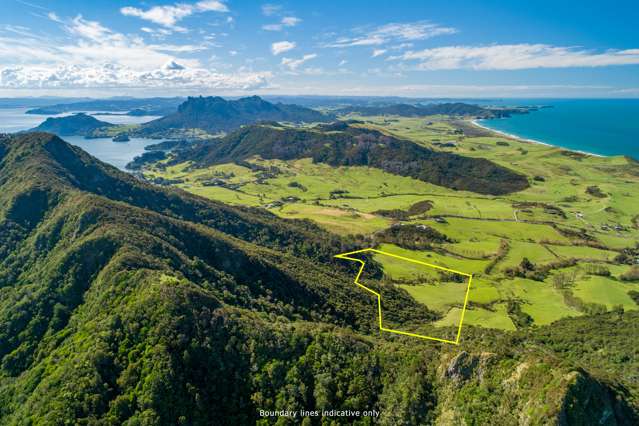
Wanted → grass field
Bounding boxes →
[397,282,468,313]
[500,241,558,270]
[504,278,582,325]
[276,203,392,235]
[142,114,639,332]
[376,244,491,277]
[436,304,516,331]
[572,275,637,310]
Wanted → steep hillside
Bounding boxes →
[29,113,114,136]
[0,133,636,424]
[171,122,529,195]
[138,96,333,135]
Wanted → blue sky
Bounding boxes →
[1,0,638,97]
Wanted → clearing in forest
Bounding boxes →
[335,248,473,344]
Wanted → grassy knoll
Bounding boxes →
[141,115,639,331]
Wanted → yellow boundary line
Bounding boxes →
[335,248,473,345]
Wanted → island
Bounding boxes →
[112,133,130,142]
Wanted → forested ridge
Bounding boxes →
[0,133,636,425]
[172,122,529,195]
[29,113,114,136]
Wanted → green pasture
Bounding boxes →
[502,278,582,325]
[140,115,639,332]
[436,303,516,331]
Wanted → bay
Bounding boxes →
[0,108,164,170]
[479,99,639,159]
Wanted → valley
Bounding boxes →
[2,0,638,422]
[139,115,639,334]
[1,131,637,424]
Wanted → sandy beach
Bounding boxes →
[470,119,605,157]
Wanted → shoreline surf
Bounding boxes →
[470,119,606,158]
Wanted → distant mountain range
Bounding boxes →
[29,113,114,136]
[335,102,535,118]
[25,96,334,139]
[0,97,94,108]
[23,96,536,141]
[335,102,488,117]
[171,122,530,195]
[25,97,185,116]
[137,95,334,135]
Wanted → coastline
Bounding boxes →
[470,119,606,158]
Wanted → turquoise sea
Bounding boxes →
[479,99,639,159]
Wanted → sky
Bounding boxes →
[1,0,638,98]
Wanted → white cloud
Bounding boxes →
[612,87,639,95]
[390,42,413,50]
[262,15,302,31]
[266,83,616,98]
[121,0,228,30]
[66,15,114,42]
[0,63,269,90]
[121,5,192,28]
[196,1,228,12]
[1,15,178,70]
[324,21,456,48]
[281,53,317,71]
[262,4,282,16]
[148,43,207,53]
[47,12,62,23]
[372,49,387,57]
[140,27,173,37]
[271,41,296,55]
[392,44,639,70]
[0,14,269,91]
[338,59,347,66]
[281,17,301,26]
[262,24,283,31]
[162,60,186,70]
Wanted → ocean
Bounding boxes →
[0,108,164,170]
[1,99,638,167]
[478,99,639,159]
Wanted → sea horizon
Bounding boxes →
[1,97,637,163]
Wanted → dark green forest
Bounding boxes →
[30,113,115,137]
[0,133,637,425]
[171,122,529,195]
